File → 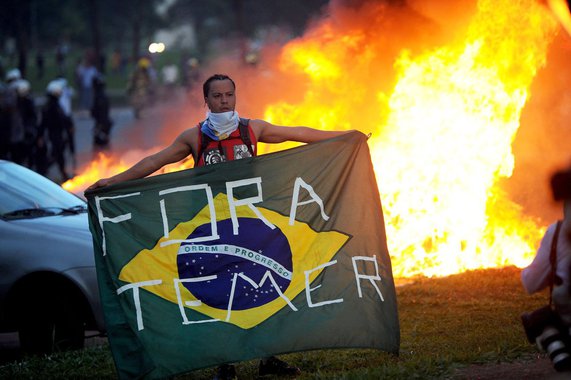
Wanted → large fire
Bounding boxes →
[65,0,566,279]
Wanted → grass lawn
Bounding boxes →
[0,266,549,379]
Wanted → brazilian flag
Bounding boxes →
[86,131,399,379]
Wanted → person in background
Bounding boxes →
[127,57,154,119]
[183,57,200,93]
[521,166,571,372]
[3,69,25,164]
[35,51,45,79]
[91,74,113,153]
[521,170,571,303]
[38,80,73,182]
[56,42,69,77]
[161,64,179,97]
[0,69,20,160]
[14,79,38,169]
[75,51,99,111]
[56,77,76,171]
[0,81,12,160]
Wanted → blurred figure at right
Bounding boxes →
[75,50,99,112]
[522,0,571,370]
[37,80,73,182]
[56,77,76,171]
[127,57,154,119]
[91,74,113,153]
[4,69,26,164]
[14,79,38,169]
[0,69,20,160]
[183,57,200,93]
[521,165,571,372]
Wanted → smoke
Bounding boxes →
[117,0,568,225]
[511,30,571,222]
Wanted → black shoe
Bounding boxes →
[214,364,237,380]
[259,356,301,377]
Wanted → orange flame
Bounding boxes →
[262,0,559,277]
[369,0,559,277]
[62,151,195,195]
[64,0,564,278]
[62,153,130,193]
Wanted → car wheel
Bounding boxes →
[18,290,85,355]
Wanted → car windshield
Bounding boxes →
[0,161,86,219]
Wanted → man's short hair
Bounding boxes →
[203,74,235,98]
[551,168,571,200]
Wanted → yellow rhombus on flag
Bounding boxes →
[119,193,349,329]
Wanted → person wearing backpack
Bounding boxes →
[87,73,355,379]
[88,73,352,188]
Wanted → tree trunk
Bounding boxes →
[15,0,30,77]
[88,0,103,72]
[131,3,142,63]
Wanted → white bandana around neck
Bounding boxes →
[201,110,240,141]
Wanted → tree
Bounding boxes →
[0,0,164,78]
[166,0,330,57]
[0,0,32,77]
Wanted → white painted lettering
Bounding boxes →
[352,255,384,301]
[226,177,276,235]
[289,177,329,226]
[159,184,219,247]
[174,276,220,325]
[95,192,141,256]
[304,261,343,307]
[116,279,162,331]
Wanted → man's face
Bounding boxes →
[205,79,236,113]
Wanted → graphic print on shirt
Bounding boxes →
[203,147,226,165]
[203,144,252,165]
[233,144,252,160]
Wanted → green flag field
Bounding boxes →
[85,131,400,379]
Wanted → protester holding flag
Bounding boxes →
[89,74,350,191]
[88,73,356,379]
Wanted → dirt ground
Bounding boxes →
[451,355,571,379]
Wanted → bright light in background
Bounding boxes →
[148,42,166,53]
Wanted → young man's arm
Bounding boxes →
[251,119,351,144]
[86,128,196,191]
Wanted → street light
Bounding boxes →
[148,42,166,54]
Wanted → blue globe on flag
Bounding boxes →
[177,218,293,310]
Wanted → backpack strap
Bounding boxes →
[198,120,210,161]
[238,118,255,157]
[549,220,563,306]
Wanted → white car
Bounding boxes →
[0,160,105,354]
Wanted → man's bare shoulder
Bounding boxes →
[248,119,271,140]
[174,124,201,153]
[248,119,270,128]
[178,124,200,141]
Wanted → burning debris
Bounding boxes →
[66,0,569,278]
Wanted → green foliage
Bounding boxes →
[0,267,548,379]
[166,0,330,55]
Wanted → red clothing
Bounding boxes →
[196,123,257,167]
